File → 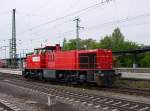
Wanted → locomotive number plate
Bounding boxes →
[32,57,40,62]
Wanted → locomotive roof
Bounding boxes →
[35,46,59,50]
[66,49,111,53]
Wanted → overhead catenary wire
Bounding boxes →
[6,13,72,39]
[16,0,113,36]
[16,11,52,19]
[15,11,74,37]
[18,2,149,40]
[82,12,150,31]
[19,29,75,47]
[6,0,150,55]
[18,19,73,38]
[13,0,113,51]
[18,11,150,50]
[28,11,150,41]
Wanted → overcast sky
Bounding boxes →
[0,0,150,58]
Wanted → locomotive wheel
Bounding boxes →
[95,75,102,86]
[38,72,43,80]
[22,71,29,78]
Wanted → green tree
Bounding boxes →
[66,38,79,50]
[61,28,150,67]
[80,38,99,50]
[99,28,140,67]
[99,28,139,51]
[139,53,150,67]
[63,38,99,50]
[111,28,125,51]
[99,35,112,49]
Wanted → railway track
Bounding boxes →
[3,78,150,111]
[1,72,150,96]
[0,73,22,80]
[100,87,150,97]
[0,99,20,111]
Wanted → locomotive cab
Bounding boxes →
[22,44,61,78]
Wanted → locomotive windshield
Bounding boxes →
[34,47,52,55]
[39,49,46,54]
[33,45,61,55]
[34,49,39,54]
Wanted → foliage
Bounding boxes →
[99,28,139,51]
[62,28,149,67]
[62,38,99,50]
[139,53,150,67]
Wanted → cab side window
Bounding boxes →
[34,49,39,55]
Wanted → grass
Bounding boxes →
[116,78,150,89]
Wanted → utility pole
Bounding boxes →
[11,9,17,68]
[74,18,84,50]
[74,18,84,77]
[3,46,8,59]
[9,39,12,67]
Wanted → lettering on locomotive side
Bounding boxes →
[32,56,40,62]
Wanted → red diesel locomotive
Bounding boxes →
[22,44,120,86]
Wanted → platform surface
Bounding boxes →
[0,68,150,80]
[121,72,150,80]
[0,68,22,75]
